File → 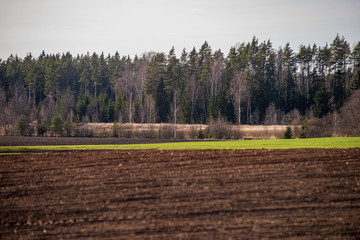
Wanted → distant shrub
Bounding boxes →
[51,114,63,136]
[207,118,233,139]
[176,130,185,139]
[298,119,309,138]
[112,121,120,138]
[334,90,360,136]
[197,127,205,139]
[73,125,94,137]
[64,113,73,137]
[283,127,292,139]
[158,124,173,139]
[120,125,133,138]
[142,125,157,139]
[38,123,47,137]
[232,128,243,139]
[16,114,29,136]
[308,116,333,138]
[189,126,198,139]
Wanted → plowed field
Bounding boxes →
[1,149,360,239]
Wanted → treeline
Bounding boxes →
[1,35,359,130]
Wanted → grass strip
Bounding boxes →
[0,137,359,153]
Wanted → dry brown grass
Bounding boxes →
[0,122,299,139]
[71,123,294,140]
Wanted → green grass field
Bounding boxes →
[1,137,359,154]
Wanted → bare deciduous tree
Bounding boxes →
[230,70,246,125]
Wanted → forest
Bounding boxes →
[0,34,359,136]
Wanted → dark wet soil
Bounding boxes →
[1,148,360,239]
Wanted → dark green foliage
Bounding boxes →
[38,123,47,136]
[76,94,89,120]
[64,113,72,137]
[333,71,346,110]
[0,36,358,127]
[112,121,120,138]
[298,118,309,138]
[44,56,60,97]
[313,87,332,118]
[98,92,113,122]
[79,69,90,94]
[351,68,360,91]
[155,78,169,123]
[51,114,63,135]
[283,127,292,139]
[197,127,205,139]
[16,114,29,136]
[115,93,127,121]
[179,91,191,124]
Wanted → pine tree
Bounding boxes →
[155,78,169,123]
[351,68,360,90]
[145,53,167,122]
[350,42,360,91]
[91,66,101,98]
[38,123,47,136]
[331,34,350,110]
[283,127,292,139]
[51,114,63,135]
[64,113,72,137]
[282,43,297,113]
[313,87,331,118]
[298,118,309,138]
[16,114,29,136]
[75,93,89,120]
[24,61,41,105]
[166,47,182,127]
[44,56,60,99]
[79,69,90,95]
[112,121,120,137]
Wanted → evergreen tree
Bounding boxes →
[331,34,350,110]
[16,114,29,136]
[91,66,101,98]
[179,91,191,124]
[155,78,169,122]
[166,47,183,129]
[282,43,297,113]
[0,36,358,126]
[38,122,47,136]
[317,43,332,90]
[112,120,120,137]
[350,42,360,91]
[115,93,127,121]
[351,68,360,91]
[350,42,360,68]
[298,118,309,138]
[313,87,331,118]
[283,127,292,139]
[98,92,110,122]
[44,56,60,99]
[24,61,41,105]
[75,93,89,120]
[145,53,167,122]
[51,114,63,135]
[64,113,72,137]
[79,69,90,95]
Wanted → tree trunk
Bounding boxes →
[238,83,241,125]
[28,88,31,105]
[129,93,132,123]
[173,91,177,139]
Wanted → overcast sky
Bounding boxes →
[1,0,359,59]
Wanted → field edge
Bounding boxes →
[1,137,359,153]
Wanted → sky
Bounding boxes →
[0,0,359,59]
